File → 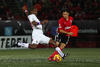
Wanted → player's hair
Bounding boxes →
[30,7,37,11]
[61,8,70,13]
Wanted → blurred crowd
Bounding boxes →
[0,0,100,20]
[0,6,14,20]
[36,0,100,20]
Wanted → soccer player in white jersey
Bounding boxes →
[18,7,66,60]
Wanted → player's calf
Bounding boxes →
[28,44,37,49]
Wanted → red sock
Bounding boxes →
[50,51,58,57]
[48,47,63,61]
[49,47,63,58]
[48,51,58,61]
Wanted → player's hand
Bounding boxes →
[22,5,28,16]
[41,20,48,24]
[67,32,73,36]
[22,5,28,11]
[43,20,48,23]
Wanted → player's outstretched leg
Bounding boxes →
[48,42,69,61]
[18,42,37,49]
[59,43,68,59]
[48,39,67,61]
[48,47,67,62]
[48,51,58,61]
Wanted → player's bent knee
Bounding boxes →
[56,42,59,46]
[60,43,66,49]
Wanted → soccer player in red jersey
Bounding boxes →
[48,8,74,61]
[57,8,73,49]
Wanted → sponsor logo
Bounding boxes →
[65,27,71,30]
[0,36,31,48]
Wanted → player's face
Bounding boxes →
[62,11,69,19]
[31,9,38,15]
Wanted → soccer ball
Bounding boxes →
[53,54,62,62]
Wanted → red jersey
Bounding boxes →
[58,16,73,36]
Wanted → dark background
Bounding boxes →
[0,0,100,48]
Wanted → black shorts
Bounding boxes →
[56,33,70,44]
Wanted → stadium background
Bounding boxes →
[0,0,100,48]
[0,0,100,67]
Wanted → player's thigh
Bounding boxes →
[59,33,69,44]
[39,34,50,44]
[32,32,40,45]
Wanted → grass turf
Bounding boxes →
[0,48,100,67]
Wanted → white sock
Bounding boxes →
[23,43,29,48]
[55,47,64,57]
[18,43,29,48]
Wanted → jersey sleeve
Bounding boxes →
[72,17,74,22]
[58,19,64,30]
[28,14,40,23]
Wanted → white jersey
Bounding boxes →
[27,13,50,45]
[28,14,43,34]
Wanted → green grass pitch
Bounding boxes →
[0,48,100,67]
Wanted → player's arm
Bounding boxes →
[28,14,48,27]
[22,5,28,16]
[31,21,39,26]
[31,19,48,26]
[58,21,73,36]
[59,30,73,35]
[22,5,48,26]
[41,20,48,24]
